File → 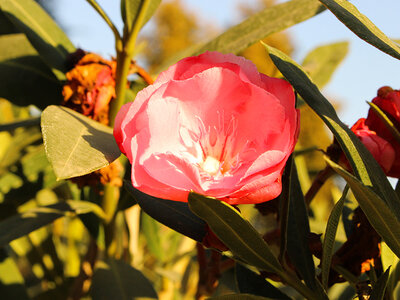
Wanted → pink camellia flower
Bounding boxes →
[365,86,400,177]
[349,118,395,173]
[114,51,299,204]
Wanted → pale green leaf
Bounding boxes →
[188,192,282,274]
[121,0,161,32]
[263,43,400,221]
[191,0,324,56]
[302,41,349,88]
[41,105,121,180]
[319,0,400,60]
[326,158,400,260]
[0,0,76,79]
[321,185,349,289]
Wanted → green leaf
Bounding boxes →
[210,295,272,300]
[188,192,282,274]
[141,212,164,261]
[286,161,319,292]
[302,41,349,89]
[321,185,349,289]
[0,202,71,246]
[367,101,400,145]
[0,117,40,132]
[0,34,62,109]
[125,182,206,242]
[326,158,400,260]
[369,267,390,300]
[0,0,76,79]
[235,264,291,300]
[0,9,17,35]
[121,0,161,32]
[318,0,400,60]
[192,0,324,56]
[90,259,158,299]
[41,105,121,180]
[66,200,106,220]
[263,43,400,221]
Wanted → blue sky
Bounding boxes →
[54,0,400,126]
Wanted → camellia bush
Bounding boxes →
[1,0,400,299]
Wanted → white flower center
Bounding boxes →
[201,156,220,175]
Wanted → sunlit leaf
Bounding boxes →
[318,0,400,60]
[90,259,158,299]
[0,0,76,79]
[192,0,324,56]
[41,105,121,180]
[326,158,400,259]
[369,267,390,300]
[302,41,349,88]
[263,43,400,220]
[235,264,290,299]
[321,185,349,289]
[0,34,62,109]
[121,0,161,32]
[125,182,206,242]
[188,193,282,273]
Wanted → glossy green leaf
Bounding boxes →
[302,41,349,89]
[326,158,400,259]
[264,44,400,220]
[121,0,161,32]
[0,0,76,79]
[286,161,320,292]
[321,185,349,289]
[188,192,282,273]
[90,259,158,299]
[41,105,121,180]
[0,34,62,109]
[369,267,390,300]
[192,0,324,56]
[318,0,400,60]
[210,295,271,300]
[235,264,290,300]
[367,101,400,144]
[125,182,206,242]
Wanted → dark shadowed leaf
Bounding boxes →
[302,41,349,88]
[210,294,273,300]
[369,267,390,300]
[235,264,290,300]
[121,0,161,32]
[0,34,62,109]
[318,0,400,60]
[188,193,282,273]
[286,161,319,292]
[90,259,158,299]
[0,0,76,79]
[0,282,29,300]
[0,9,17,34]
[326,158,400,259]
[0,117,40,132]
[125,182,207,242]
[192,0,324,56]
[321,185,349,289]
[41,105,121,179]
[263,44,400,221]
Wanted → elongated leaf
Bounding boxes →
[0,9,16,34]
[210,295,271,300]
[321,185,349,289]
[188,193,282,273]
[302,41,349,89]
[0,117,40,132]
[90,259,158,299]
[0,34,62,109]
[369,267,390,300]
[367,101,400,144]
[318,0,400,60]
[66,200,106,220]
[326,158,400,259]
[141,212,164,261]
[263,44,400,220]
[0,0,76,79]
[121,0,161,31]
[191,0,324,56]
[41,105,121,179]
[125,182,206,242]
[286,161,318,291]
[0,202,71,246]
[235,264,290,300]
